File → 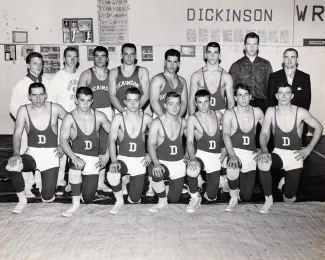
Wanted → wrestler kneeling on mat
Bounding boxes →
[6,82,67,213]
[107,87,152,214]
[223,83,264,212]
[147,92,187,213]
[60,87,111,218]
[186,89,227,213]
[258,83,323,213]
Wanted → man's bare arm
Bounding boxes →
[186,116,197,160]
[260,108,273,153]
[301,109,323,152]
[179,77,188,117]
[54,103,68,120]
[12,107,27,155]
[109,114,121,162]
[189,72,200,115]
[149,75,165,117]
[108,69,125,113]
[148,119,160,165]
[59,114,78,160]
[78,70,91,87]
[139,67,150,109]
[224,73,235,109]
[222,110,236,157]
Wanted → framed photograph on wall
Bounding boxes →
[4,45,16,61]
[21,45,35,59]
[62,18,93,43]
[180,45,196,57]
[12,31,28,43]
[87,45,96,61]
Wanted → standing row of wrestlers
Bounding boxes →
[7,32,323,217]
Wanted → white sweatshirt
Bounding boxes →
[9,76,49,119]
[47,69,81,112]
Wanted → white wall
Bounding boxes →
[0,0,325,134]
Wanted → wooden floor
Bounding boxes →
[1,135,325,204]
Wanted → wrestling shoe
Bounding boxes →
[62,203,80,218]
[278,177,285,191]
[220,176,230,193]
[225,197,238,212]
[65,184,72,193]
[55,186,65,196]
[186,195,202,213]
[146,183,155,196]
[110,199,124,215]
[25,189,35,198]
[259,195,273,214]
[12,198,27,214]
[148,200,168,213]
[181,184,188,194]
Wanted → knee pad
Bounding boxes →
[152,174,164,183]
[69,169,82,184]
[258,161,271,171]
[41,195,55,203]
[128,196,141,204]
[283,194,296,203]
[186,167,200,178]
[151,164,168,182]
[6,160,23,172]
[226,167,240,180]
[107,172,121,186]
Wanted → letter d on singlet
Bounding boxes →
[129,142,137,152]
[209,140,216,150]
[210,97,216,107]
[282,137,290,146]
[38,135,46,144]
[85,140,92,150]
[170,145,177,155]
[242,136,250,145]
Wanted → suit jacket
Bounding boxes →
[268,69,311,110]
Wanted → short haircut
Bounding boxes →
[165,49,180,61]
[276,82,293,93]
[206,42,221,53]
[76,87,93,99]
[26,52,43,64]
[195,89,210,101]
[234,83,251,96]
[93,46,108,57]
[165,91,181,103]
[244,32,259,45]
[64,46,79,57]
[125,87,141,99]
[28,82,46,95]
[121,43,137,53]
[283,48,299,58]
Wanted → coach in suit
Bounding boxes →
[268,48,311,111]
